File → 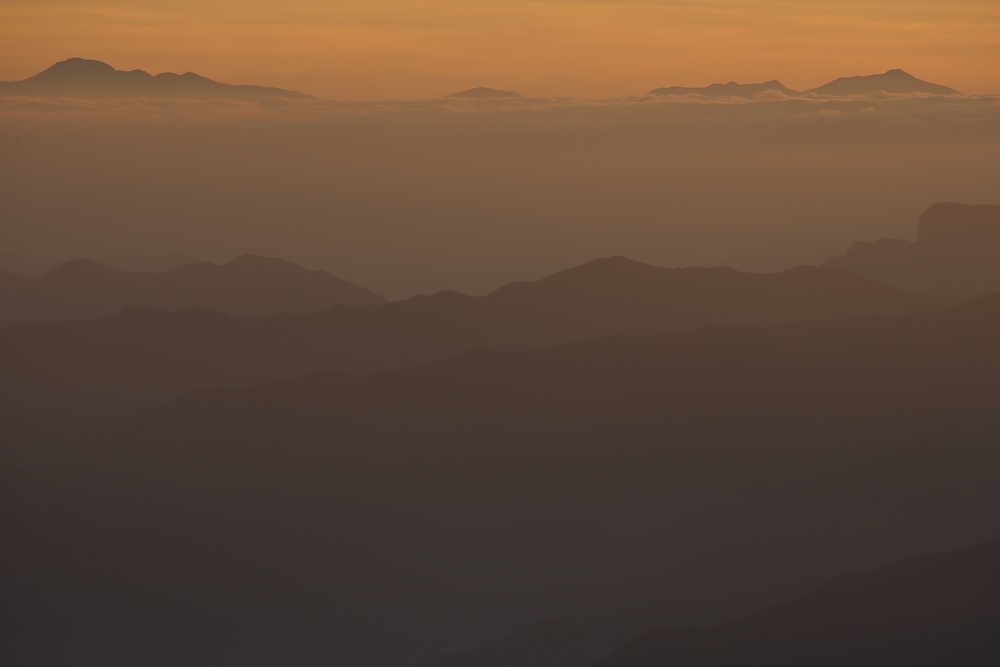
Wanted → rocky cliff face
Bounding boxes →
[917,202,1000,253]
[823,202,1000,296]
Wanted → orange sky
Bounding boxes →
[2,0,999,99]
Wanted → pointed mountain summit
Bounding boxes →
[445,86,521,99]
[0,58,314,101]
[648,80,798,98]
[809,69,958,96]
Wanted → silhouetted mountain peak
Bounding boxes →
[0,58,314,100]
[445,86,522,99]
[648,70,959,99]
[36,58,120,80]
[809,69,958,96]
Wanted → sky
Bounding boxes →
[2,0,999,100]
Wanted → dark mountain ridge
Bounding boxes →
[0,258,944,415]
[0,58,314,100]
[0,254,384,326]
[595,541,1000,666]
[415,443,1000,667]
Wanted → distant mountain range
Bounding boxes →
[596,541,1000,666]
[823,202,1000,296]
[0,58,313,101]
[0,254,384,327]
[649,69,959,98]
[1,60,962,101]
[0,258,943,415]
[648,80,797,98]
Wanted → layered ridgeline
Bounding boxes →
[0,58,313,101]
[4,292,1000,665]
[419,445,1000,667]
[648,69,959,98]
[824,202,1000,297]
[0,258,943,414]
[595,542,1000,667]
[0,254,384,326]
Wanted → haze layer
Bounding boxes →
[3,91,999,299]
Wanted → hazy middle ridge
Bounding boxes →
[0,257,942,414]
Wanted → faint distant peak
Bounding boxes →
[445,86,522,100]
[648,80,799,98]
[222,254,312,271]
[101,253,201,273]
[808,69,959,96]
[36,258,121,281]
[0,58,315,101]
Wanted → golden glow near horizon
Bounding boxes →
[1,1,999,99]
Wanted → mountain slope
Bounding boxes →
[0,254,384,326]
[0,269,28,301]
[414,444,1000,667]
[594,541,1000,667]
[809,68,958,96]
[0,259,944,414]
[0,58,313,101]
